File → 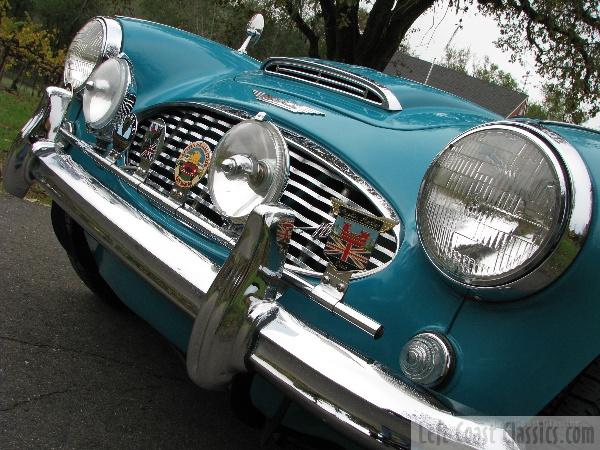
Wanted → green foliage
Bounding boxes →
[441,47,471,74]
[478,0,599,122]
[0,89,39,164]
[472,56,522,93]
[526,83,590,125]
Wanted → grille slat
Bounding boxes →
[127,105,399,277]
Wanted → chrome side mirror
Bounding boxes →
[238,13,264,54]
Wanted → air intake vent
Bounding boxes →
[262,57,402,111]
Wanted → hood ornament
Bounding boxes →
[254,90,324,116]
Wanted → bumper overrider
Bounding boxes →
[3,87,518,450]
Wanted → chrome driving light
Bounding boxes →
[417,123,591,296]
[208,115,289,224]
[64,17,122,91]
[82,58,132,130]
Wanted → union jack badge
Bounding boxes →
[324,199,397,273]
[276,218,295,250]
[108,112,137,162]
[135,118,166,178]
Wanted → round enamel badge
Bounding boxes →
[174,141,211,189]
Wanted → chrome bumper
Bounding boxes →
[3,92,518,450]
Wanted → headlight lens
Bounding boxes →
[417,126,567,287]
[82,58,131,129]
[208,117,289,224]
[64,17,122,91]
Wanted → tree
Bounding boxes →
[472,55,522,92]
[245,0,598,119]
[441,47,471,74]
[526,84,590,124]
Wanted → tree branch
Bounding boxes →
[334,0,360,63]
[356,0,394,63]
[284,0,320,57]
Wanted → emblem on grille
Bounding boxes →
[253,90,324,115]
[324,200,396,272]
[135,118,166,179]
[174,141,211,189]
[276,218,295,249]
[109,112,137,162]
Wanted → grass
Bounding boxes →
[0,88,51,204]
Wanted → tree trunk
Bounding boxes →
[356,0,436,70]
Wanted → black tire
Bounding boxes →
[540,357,600,415]
[50,201,124,309]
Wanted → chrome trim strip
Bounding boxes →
[25,148,516,448]
[416,121,593,299]
[261,57,402,111]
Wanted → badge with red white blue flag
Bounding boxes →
[324,199,397,273]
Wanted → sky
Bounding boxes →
[404,4,600,130]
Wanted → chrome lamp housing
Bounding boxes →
[416,121,592,299]
[64,17,123,91]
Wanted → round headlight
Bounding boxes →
[208,116,289,224]
[64,17,122,91]
[417,124,571,291]
[82,58,131,130]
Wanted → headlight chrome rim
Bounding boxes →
[416,121,592,299]
[64,17,122,92]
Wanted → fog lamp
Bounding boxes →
[400,332,453,388]
[208,116,289,224]
[82,58,131,130]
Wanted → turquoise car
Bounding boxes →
[4,14,600,450]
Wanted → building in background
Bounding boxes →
[386,53,528,118]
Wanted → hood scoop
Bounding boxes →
[262,57,402,111]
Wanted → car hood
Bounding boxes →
[233,63,500,131]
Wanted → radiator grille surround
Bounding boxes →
[127,104,400,278]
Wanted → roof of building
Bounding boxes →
[385,53,528,118]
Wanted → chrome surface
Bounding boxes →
[60,125,382,336]
[253,90,325,115]
[187,204,294,389]
[399,332,454,388]
[417,121,593,299]
[251,309,516,450]
[208,117,290,224]
[237,13,264,54]
[261,57,402,111]
[100,17,123,59]
[33,149,219,317]
[65,17,122,92]
[23,143,517,449]
[2,87,72,197]
[84,56,136,139]
[125,103,400,280]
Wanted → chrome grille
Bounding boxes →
[128,105,399,277]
